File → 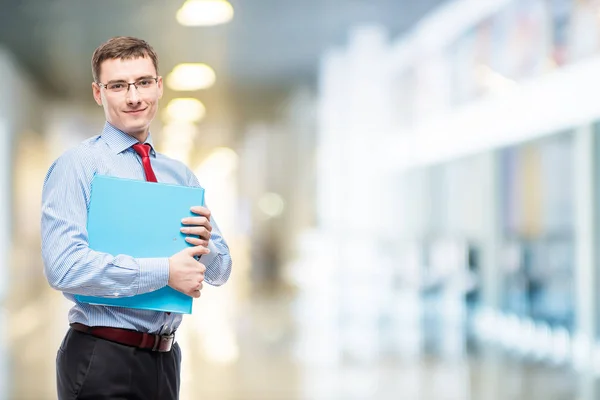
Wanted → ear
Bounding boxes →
[157,76,164,100]
[92,82,103,106]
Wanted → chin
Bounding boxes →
[122,120,150,133]
[128,122,149,131]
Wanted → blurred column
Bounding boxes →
[0,47,81,399]
[291,41,348,367]
[338,26,396,363]
[479,152,502,318]
[0,120,10,311]
[0,47,20,400]
[336,25,395,362]
[0,118,10,399]
[294,24,398,368]
[572,124,596,372]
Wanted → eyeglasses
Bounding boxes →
[97,77,159,93]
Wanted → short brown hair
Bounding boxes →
[91,36,159,82]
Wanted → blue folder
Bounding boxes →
[74,175,205,314]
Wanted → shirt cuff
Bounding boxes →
[138,257,170,294]
[199,241,218,267]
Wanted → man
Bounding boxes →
[41,36,232,399]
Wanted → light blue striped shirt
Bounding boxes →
[41,122,232,334]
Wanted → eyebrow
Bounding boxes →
[106,75,156,84]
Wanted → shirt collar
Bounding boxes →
[101,122,156,156]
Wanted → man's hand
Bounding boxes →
[168,245,209,298]
[180,206,212,247]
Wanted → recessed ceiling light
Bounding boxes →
[163,98,206,123]
[176,0,234,27]
[167,63,216,91]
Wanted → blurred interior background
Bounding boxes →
[2,0,600,398]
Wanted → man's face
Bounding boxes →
[92,56,163,140]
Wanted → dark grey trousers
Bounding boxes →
[56,328,181,400]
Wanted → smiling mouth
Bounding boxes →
[124,108,147,115]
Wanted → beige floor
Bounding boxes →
[3,286,590,400]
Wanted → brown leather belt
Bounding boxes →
[70,323,175,352]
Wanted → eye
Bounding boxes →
[137,79,153,87]
[108,83,125,90]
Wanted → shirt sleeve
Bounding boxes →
[41,149,170,297]
[186,168,232,286]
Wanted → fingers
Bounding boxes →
[181,226,211,241]
[185,236,209,247]
[186,245,210,257]
[181,216,209,226]
[190,206,211,219]
[191,282,204,298]
[185,207,211,227]
[181,218,212,241]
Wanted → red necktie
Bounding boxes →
[132,143,158,182]
[133,143,169,316]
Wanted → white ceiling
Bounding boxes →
[0,0,446,128]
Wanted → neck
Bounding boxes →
[128,130,149,144]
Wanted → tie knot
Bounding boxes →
[132,143,152,158]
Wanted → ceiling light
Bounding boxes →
[163,98,206,123]
[176,0,234,27]
[167,63,216,91]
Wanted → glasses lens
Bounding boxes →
[107,82,126,92]
[135,78,156,92]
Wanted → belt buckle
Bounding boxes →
[154,334,174,352]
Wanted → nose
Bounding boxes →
[126,84,141,105]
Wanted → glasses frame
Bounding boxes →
[97,77,159,93]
